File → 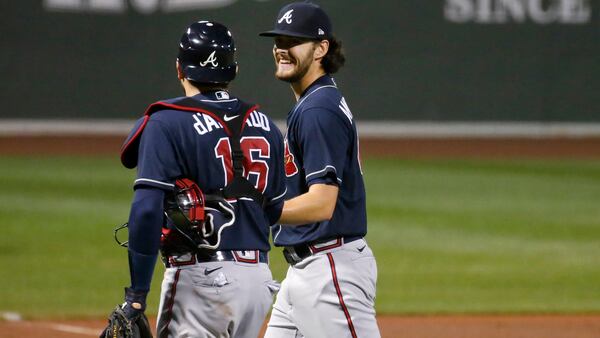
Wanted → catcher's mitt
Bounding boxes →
[99,304,153,338]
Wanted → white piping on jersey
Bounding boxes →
[134,178,175,188]
[305,165,342,183]
[217,197,254,203]
[273,225,283,243]
[200,98,238,103]
[271,187,288,202]
[291,85,338,116]
[221,191,288,204]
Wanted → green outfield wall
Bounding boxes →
[1,0,598,121]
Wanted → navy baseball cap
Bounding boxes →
[259,1,332,40]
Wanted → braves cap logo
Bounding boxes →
[199,50,219,67]
[278,9,294,24]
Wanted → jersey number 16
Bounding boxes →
[215,137,270,193]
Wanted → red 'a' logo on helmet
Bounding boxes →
[284,139,299,177]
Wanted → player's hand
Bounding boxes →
[99,288,152,338]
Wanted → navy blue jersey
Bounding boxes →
[273,75,367,246]
[127,90,286,251]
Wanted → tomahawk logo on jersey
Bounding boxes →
[273,75,366,246]
[123,91,287,251]
[283,139,299,177]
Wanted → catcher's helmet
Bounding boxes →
[165,178,206,227]
[164,178,235,251]
[178,21,237,85]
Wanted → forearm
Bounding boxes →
[127,187,165,292]
[278,183,338,226]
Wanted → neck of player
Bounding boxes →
[291,65,327,101]
[181,79,201,97]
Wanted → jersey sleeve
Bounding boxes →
[297,107,351,186]
[264,122,287,224]
[126,187,164,292]
[135,119,182,190]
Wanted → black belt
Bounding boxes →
[163,250,268,268]
[282,236,362,265]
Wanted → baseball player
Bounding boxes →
[101,21,286,338]
[259,2,381,338]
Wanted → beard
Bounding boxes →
[274,47,314,83]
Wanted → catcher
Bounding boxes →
[100,20,286,338]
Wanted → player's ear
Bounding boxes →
[176,59,185,80]
[314,40,329,60]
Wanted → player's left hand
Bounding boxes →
[99,288,153,338]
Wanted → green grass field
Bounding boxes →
[1,156,599,319]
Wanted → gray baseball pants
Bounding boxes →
[157,255,277,338]
[265,238,380,338]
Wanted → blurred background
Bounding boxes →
[1,0,599,337]
[1,0,598,121]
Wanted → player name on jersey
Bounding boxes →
[192,110,271,135]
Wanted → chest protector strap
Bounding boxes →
[120,97,266,207]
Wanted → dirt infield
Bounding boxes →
[1,315,599,338]
[360,137,600,159]
[3,135,600,158]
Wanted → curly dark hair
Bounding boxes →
[322,36,345,74]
